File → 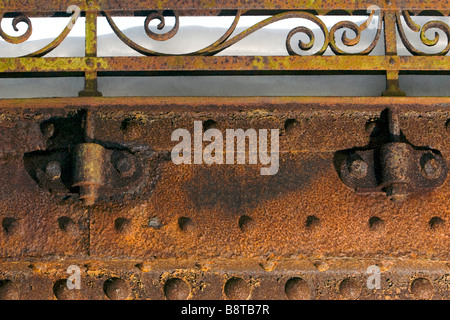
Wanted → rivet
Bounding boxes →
[285,278,311,300]
[368,216,385,232]
[57,216,77,234]
[0,280,19,300]
[284,118,297,134]
[103,278,130,300]
[114,217,131,234]
[410,278,434,300]
[238,215,255,232]
[178,217,195,233]
[224,277,251,300]
[86,58,94,67]
[2,217,20,235]
[203,119,217,131]
[53,279,82,300]
[305,215,320,229]
[164,278,190,300]
[121,119,142,139]
[348,159,368,179]
[429,217,444,230]
[338,278,361,300]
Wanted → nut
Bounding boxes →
[348,159,368,179]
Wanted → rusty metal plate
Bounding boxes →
[0,96,449,301]
[0,259,449,300]
[1,0,450,305]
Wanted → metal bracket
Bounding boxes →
[337,108,448,202]
[24,110,149,205]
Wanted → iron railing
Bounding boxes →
[0,0,449,96]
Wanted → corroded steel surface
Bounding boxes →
[0,0,449,301]
[0,97,449,301]
[2,0,450,13]
[1,56,449,73]
[0,259,450,300]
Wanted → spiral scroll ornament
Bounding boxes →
[396,11,450,56]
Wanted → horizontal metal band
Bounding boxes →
[2,0,450,13]
[0,98,448,260]
[0,259,448,300]
[0,56,449,73]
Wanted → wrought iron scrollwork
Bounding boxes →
[1,8,448,57]
[144,11,180,41]
[103,9,243,56]
[329,9,383,55]
[0,14,32,44]
[104,10,385,56]
[0,7,80,57]
[396,10,450,56]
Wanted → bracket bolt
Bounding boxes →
[422,157,442,179]
[45,161,61,180]
[348,159,368,179]
[115,157,135,177]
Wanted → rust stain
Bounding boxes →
[0,0,449,301]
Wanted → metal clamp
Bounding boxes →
[25,110,148,205]
[337,108,448,202]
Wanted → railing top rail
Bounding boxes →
[1,0,449,13]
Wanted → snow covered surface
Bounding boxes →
[0,15,448,98]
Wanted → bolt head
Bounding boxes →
[348,159,368,179]
[422,157,442,179]
[45,161,61,180]
[115,157,135,177]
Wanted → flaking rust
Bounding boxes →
[0,0,449,301]
[0,97,449,300]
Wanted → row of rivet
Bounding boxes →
[113,215,447,234]
[0,215,445,235]
[0,275,435,300]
